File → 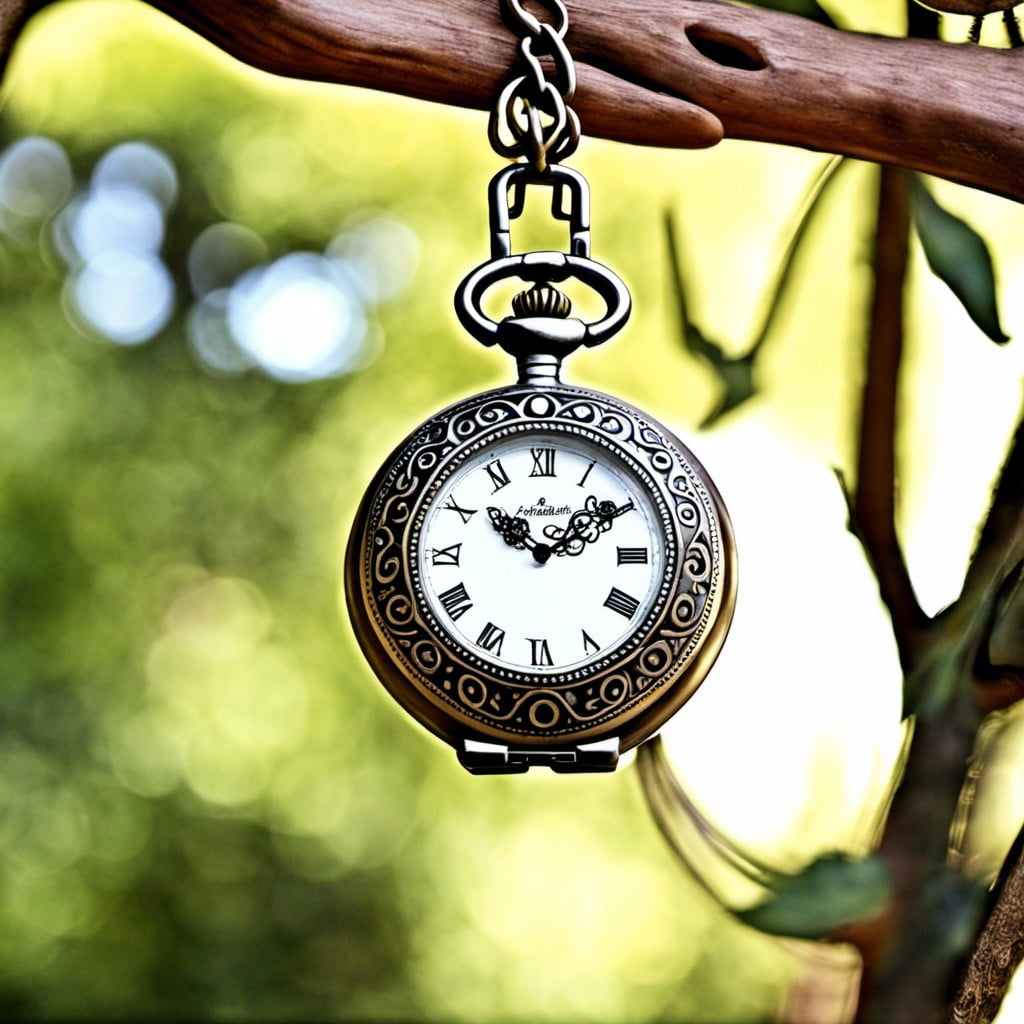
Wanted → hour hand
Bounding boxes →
[487,508,552,564]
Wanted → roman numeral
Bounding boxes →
[442,497,477,524]
[430,543,462,567]
[577,460,595,488]
[603,586,640,619]
[616,546,649,565]
[529,447,557,477]
[581,629,601,657]
[437,582,473,621]
[476,622,506,656]
[484,459,511,492]
[528,637,553,667]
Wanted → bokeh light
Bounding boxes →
[184,218,408,380]
[67,249,175,346]
[0,135,72,239]
[187,221,267,298]
[187,288,252,375]
[92,141,178,212]
[227,252,367,382]
[326,212,421,303]
[55,141,177,346]
[39,136,412,375]
[61,185,166,263]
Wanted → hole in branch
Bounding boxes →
[685,26,767,71]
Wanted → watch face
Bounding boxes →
[346,384,735,752]
[417,435,667,674]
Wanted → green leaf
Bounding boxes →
[904,579,1004,718]
[664,158,846,427]
[922,873,988,960]
[903,635,965,719]
[735,853,891,940]
[988,558,1024,670]
[748,156,846,357]
[664,211,756,426]
[910,177,1009,345]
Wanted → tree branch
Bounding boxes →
[11,0,1007,204]
[859,698,984,1024]
[1,2,1021,198]
[0,0,42,76]
[139,0,724,149]
[848,161,984,1014]
[851,166,926,670]
[949,822,1024,1024]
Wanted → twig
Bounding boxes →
[858,697,983,1024]
[851,165,926,671]
[747,155,846,356]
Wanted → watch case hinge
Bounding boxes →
[457,736,620,774]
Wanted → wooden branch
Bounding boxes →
[0,2,1020,198]
[0,0,41,76]
[119,0,1024,202]
[860,699,984,1024]
[927,410,1024,1021]
[950,823,1024,1024]
[140,0,723,149]
[852,166,926,670]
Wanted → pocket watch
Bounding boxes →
[345,164,737,773]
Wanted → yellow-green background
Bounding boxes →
[0,1,1022,1020]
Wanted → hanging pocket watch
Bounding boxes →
[346,167,736,773]
[345,1,736,774]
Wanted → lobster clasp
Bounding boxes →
[489,163,591,260]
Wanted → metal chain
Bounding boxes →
[487,0,580,173]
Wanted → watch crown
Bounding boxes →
[511,283,572,319]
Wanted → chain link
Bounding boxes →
[488,0,580,172]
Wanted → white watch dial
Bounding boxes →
[417,435,666,673]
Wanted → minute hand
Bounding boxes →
[545,496,634,557]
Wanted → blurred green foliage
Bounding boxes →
[0,2,800,1020]
[736,854,891,941]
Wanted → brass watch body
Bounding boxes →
[345,380,736,772]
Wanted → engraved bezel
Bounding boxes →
[345,383,736,753]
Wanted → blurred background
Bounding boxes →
[0,1,1022,1020]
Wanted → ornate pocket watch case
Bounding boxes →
[346,383,735,773]
[346,165,736,773]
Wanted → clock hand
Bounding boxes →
[544,495,634,557]
[486,507,553,564]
